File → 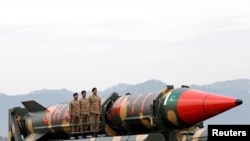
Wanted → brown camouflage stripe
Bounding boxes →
[104,124,118,136]
[27,118,35,133]
[8,130,13,141]
[192,128,207,141]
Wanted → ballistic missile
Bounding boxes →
[8,85,242,141]
[105,86,242,135]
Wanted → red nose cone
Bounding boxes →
[203,94,242,116]
[177,89,242,126]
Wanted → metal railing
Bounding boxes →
[69,114,100,139]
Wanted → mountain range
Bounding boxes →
[1,79,249,138]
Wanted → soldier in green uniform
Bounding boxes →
[79,90,90,133]
[88,87,102,133]
[69,93,80,133]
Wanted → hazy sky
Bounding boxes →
[0,0,250,95]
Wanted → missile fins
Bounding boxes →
[22,100,46,113]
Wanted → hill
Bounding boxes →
[1,78,249,138]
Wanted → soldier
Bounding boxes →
[69,93,80,133]
[79,90,90,133]
[88,87,102,133]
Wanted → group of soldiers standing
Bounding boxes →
[69,87,102,136]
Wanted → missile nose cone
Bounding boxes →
[236,99,243,105]
[175,89,243,126]
[202,93,242,116]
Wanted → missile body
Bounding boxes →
[9,85,242,141]
[22,102,71,140]
[105,86,242,135]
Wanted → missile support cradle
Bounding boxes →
[8,85,242,141]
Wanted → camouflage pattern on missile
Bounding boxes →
[105,86,242,137]
[22,101,71,140]
[8,85,242,141]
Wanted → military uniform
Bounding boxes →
[80,98,90,132]
[88,95,101,132]
[69,100,80,132]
